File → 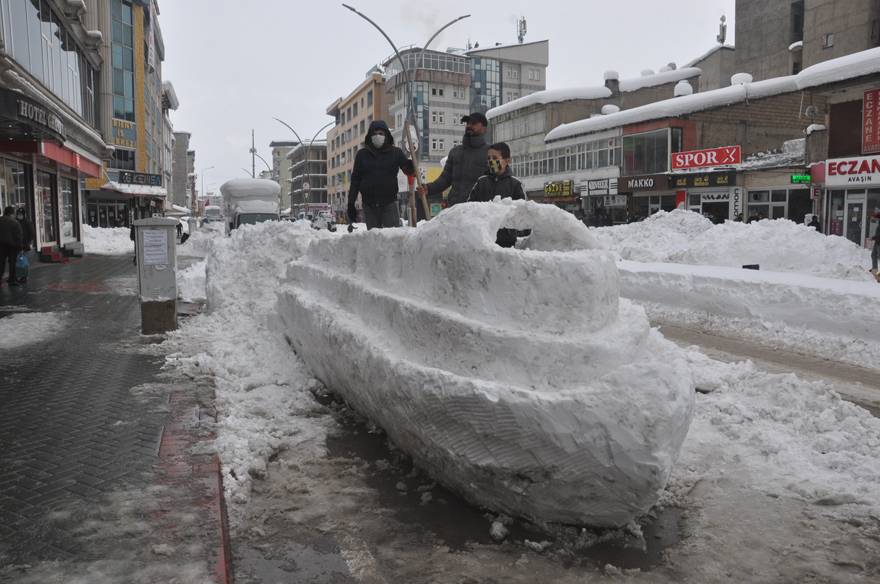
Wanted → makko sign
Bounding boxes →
[825,155,880,186]
[671,145,741,170]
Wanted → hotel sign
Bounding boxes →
[825,155,880,186]
[0,89,66,141]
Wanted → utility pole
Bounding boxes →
[250,129,256,178]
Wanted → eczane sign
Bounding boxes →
[825,155,880,186]
[672,145,741,170]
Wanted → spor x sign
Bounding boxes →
[672,145,742,170]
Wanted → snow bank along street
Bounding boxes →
[161,205,880,581]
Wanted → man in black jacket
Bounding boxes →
[0,206,23,286]
[468,142,527,248]
[347,120,414,230]
[418,112,490,208]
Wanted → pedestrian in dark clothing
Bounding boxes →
[347,120,414,231]
[15,208,34,251]
[0,206,23,286]
[418,112,490,208]
[871,212,880,277]
[468,142,528,248]
[808,215,821,232]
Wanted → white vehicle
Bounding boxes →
[311,211,337,232]
[219,178,280,233]
[202,205,223,223]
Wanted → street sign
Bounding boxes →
[790,174,811,184]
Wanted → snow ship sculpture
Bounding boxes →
[276,200,694,527]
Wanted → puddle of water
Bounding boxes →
[237,538,356,583]
[317,390,683,571]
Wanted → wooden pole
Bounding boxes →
[402,119,431,225]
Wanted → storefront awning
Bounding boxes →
[103,181,167,198]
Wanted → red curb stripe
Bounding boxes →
[212,455,233,584]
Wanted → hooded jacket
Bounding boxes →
[348,120,414,215]
[427,134,489,207]
[0,214,23,248]
[467,167,527,203]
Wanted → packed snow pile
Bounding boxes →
[276,199,695,526]
[670,352,880,517]
[0,311,67,349]
[82,224,133,255]
[593,209,873,280]
[177,259,206,302]
[162,220,333,514]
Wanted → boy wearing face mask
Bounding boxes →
[347,120,415,230]
[467,142,527,248]
[417,112,490,208]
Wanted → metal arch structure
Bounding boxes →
[342,4,469,225]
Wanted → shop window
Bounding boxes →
[623,129,669,176]
[749,190,770,203]
[61,177,77,243]
[771,190,787,202]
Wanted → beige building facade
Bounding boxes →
[326,71,386,219]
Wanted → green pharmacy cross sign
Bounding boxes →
[790,174,811,184]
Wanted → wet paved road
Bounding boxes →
[658,323,880,415]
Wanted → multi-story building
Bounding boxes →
[83,0,169,227]
[0,0,108,255]
[270,140,298,212]
[160,81,177,202]
[171,131,190,208]
[287,140,327,212]
[489,66,704,201]
[465,40,549,114]
[735,0,880,80]
[326,70,385,220]
[382,47,472,204]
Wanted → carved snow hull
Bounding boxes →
[277,201,694,526]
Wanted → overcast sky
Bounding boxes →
[160,0,735,191]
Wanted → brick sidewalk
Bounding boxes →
[0,255,229,583]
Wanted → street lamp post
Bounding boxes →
[199,165,214,216]
[342,4,470,225]
[273,117,333,213]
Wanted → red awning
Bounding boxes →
[40,141,102,177]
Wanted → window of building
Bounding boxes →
[367,89,373,106]
[790,0,804,43]
[353,102,358,117]
[623,129,669,176]
[508,68,519,79]
[528,69,541,81]
[111,0,135,121]
[111,148,136,171]
[359,120,365,134]
[823,33,835,48]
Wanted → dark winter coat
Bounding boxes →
[17,217,34,249]
[468,168,528,248]
[467,168,527,203]
[0,215,23,248]
[348,120,414,216]
[427,134,490,207]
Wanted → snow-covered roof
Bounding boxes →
[486,68,701,120]
[618,67,701,92]
[685,44,735,68]
[104,181,167,198]
[545,47,880,143]
[487,87,612,119]
[219,178,280,200]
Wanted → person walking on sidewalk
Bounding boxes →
[418,112,490,209]
[0,206,23,287]
[871,211,880,280]
[15,207,34,253]
[347,120,414,230]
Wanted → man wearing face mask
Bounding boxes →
[348,120,415,230]
[467,142,527,247]
[417,112,490,208]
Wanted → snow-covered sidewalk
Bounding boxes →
[159,212,880,580]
